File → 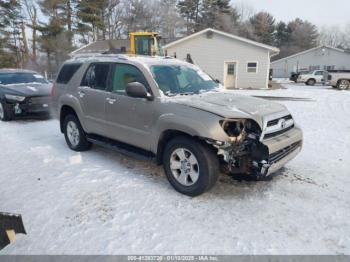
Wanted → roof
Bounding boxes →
[271,45,350,64]
[71,37,180,57]
[66,53,192,67]
[163,28,280,55]
[71,39,130,56]
[0,68,38,74]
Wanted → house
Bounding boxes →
[271,46,350,78]
[163,28,280,89]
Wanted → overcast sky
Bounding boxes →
[237,0,349,27]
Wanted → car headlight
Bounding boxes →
[220,119,261,143]
[5,94,26,102]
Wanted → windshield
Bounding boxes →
[0,72,48,85]
[150,65,219,95]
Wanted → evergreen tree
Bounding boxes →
[249,12,275,45]
[0,0,23,68]
[274,21,290,47]
[199,0,239,32]
[177,0,201,34]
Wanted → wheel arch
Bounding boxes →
[155,129,204,165]
[60,105,78,133]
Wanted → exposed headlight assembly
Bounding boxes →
[220,119,261,143]
[5,94,26,102]
[220,120,246,143]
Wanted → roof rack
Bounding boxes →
[71,52,129,60]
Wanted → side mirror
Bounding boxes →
[126,82,149,99]
[214,79,220,84]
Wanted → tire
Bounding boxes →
[0,101,12,121]
[163,136,219,197]
[337,79,350,90]
[306,79,316,86]
[63,114,92,151]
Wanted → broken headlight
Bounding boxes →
[220,119,261,142]
[221,120,245,137]
[5,94,25,102]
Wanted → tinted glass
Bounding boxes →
[151,65,218,95]
[247,62,257,68]
[56,64,82,84]
[111,64,149,94]
[82,63,110,90]
[0,72,48,85]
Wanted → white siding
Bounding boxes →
[271,47,350,78]
[165,32,270,89]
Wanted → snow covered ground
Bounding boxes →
[1,84,349,255]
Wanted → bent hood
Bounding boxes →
[0,83,52,97]
[171,91,289,126]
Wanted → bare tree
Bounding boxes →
[23,0,38,61]
[319,25,346,48]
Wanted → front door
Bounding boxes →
[78,63,111,136]
[105,63,154,151]
[224,62,237,89]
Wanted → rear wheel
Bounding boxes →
[63,114,92,151]
[337,79,350,90]
[306,79,316,86]
[163,136,219,196]
[0,101,12,121]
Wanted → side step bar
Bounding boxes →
[86,134,156,162]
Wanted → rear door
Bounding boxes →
[105,63,154,150]
[78,63,111,136]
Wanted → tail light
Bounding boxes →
[51,82,56,99]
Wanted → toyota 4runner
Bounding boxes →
[52,54,303,196]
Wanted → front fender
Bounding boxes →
[151,112,229,153]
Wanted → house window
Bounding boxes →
[324,65,335,71]
[227,64,235,75]
[309,65,320,71]
[247,62,257,73]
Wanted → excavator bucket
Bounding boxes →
[0,212,26,250]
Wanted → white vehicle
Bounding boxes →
[328,71,350,90]
[297,70,327,86]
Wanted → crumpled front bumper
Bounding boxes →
[255,126,303,176]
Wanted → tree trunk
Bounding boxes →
[21,21,30,65]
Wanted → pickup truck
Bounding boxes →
[328,71,350,90]
[297,70,328,86]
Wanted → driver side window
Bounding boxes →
[110,64,149,95]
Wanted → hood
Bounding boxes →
[0,83,52,97]
[171,91,288,126]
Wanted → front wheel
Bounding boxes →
[337,79,350,90]
[163,137,219,197]
[63,114,92,151]
[306,79,316,86]
[0,101,12,121]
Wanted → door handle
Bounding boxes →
[77,91,85,98]
[106,97,116,104]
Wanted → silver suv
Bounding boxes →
[53,54,303,196]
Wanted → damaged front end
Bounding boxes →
[206,118,302,178]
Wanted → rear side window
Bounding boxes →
[56,64,82,84]
[81,63,111,90]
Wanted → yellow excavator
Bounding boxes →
[129,32,163,56]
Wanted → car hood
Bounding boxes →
[0,83,52,97]
[171,91,289,126]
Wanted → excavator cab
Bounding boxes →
[129,32,163,56]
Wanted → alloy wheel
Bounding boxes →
[0,103,4,120]
[66,121,80,147]
[170,148,200,186]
